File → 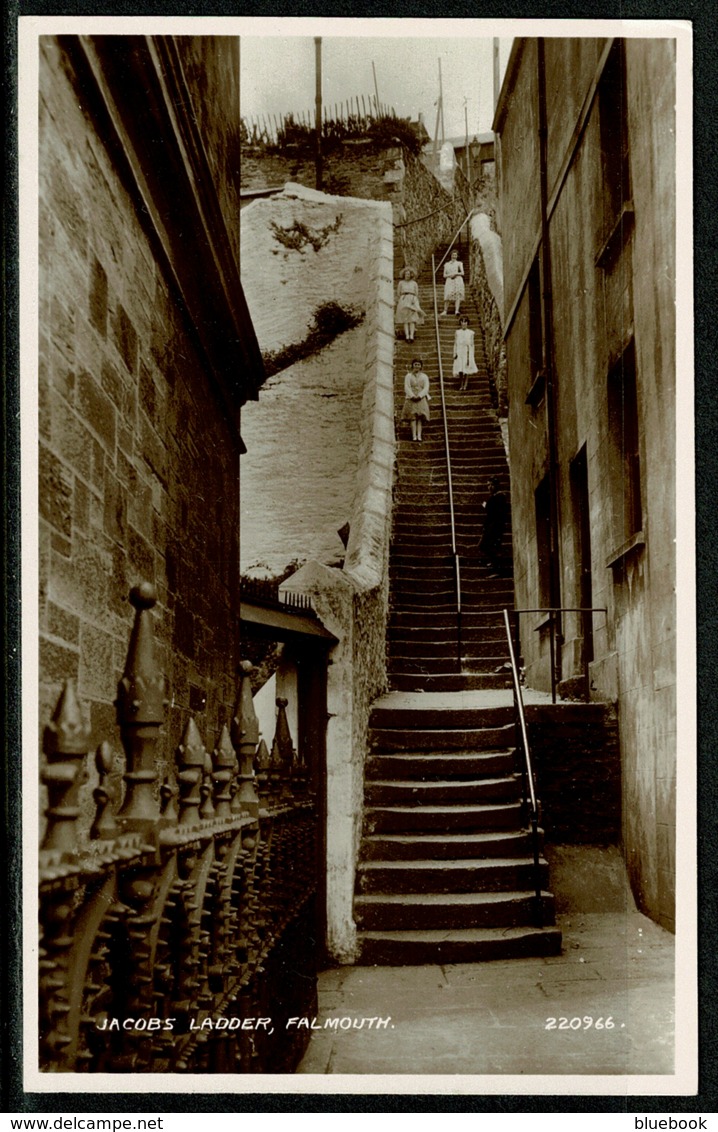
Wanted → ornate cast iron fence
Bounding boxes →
[38,583,319,1074]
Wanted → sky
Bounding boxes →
[240,26,513,141]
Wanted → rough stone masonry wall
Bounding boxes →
[38,39,242,836]
[398,152,467,275]
[241,143,471,282]
[241,143,396,204]
[281,201,396,963]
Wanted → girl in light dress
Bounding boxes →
[453,316,478,391]
[402,358,431,442]
[441,248,465,316]
[395,266,425,342]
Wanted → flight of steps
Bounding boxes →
[352,247,561,965]
[355,703,562,964]
[388,255,514,692]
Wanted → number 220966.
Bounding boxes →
[545,1016,617,1030]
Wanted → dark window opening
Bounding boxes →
[598,40,631,242]
[607,340,642,547]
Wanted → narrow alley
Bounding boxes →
[297,246,676,1078]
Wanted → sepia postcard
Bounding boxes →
[15,14,696,1102]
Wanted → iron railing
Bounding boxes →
[433,208,476,278]
[38,583,320,1074]
[502,608,543,927]
[241,575,315,613]
[511,606,608,702]
[430,253,461,669]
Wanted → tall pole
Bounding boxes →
[438,57,445,145]
[493,38,500,118]
[315,37,323,190]
[372,60,380,116]
[464,101,469,178]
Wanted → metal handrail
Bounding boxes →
[430,254,462,668]
[511,605,608,703]
[503,608,543,927]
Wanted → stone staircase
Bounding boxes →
[353,248,561,965]
[355,701,561,963]
[387,257,514,692]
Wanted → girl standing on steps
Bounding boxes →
[441,248,465,316]
[395,266,424,342]
[402,358,431,442]
[453,316,478,391]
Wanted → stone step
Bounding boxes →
[387,610,507,633]
[370,705,514,731]
[356,856,549,895]
[387,623,506,643]
[388,672,513,692]
[387,657,510,678]
[391,561,513,578]
[356,925,562,965]
[387,641,509,663]
[386,646,509,666]
[354,889,556,931]
[389,600,511,616]
[364,800,523,834]
[369,720,515,749]
[365,774,521,806]
[366,749,517,778]
[360,827,541,861]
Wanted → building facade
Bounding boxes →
[35,36,323,1075]
[494,38,676,929]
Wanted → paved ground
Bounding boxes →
[297,911,674,1076]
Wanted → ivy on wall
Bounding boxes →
[262,301,365,379]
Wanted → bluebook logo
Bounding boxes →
[635,1122,707,1129]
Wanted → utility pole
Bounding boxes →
[438,56,445,145]
[315,37,322,190]
[493,38,500,117]
[372,60,380,116]
[432,57,444,165]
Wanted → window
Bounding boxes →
[598,40,631,236]
[607,341,642,553]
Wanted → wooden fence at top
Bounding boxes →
[242,96,398,147]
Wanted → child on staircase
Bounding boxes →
[453,316,478,391]
[441,248,465,316]
[395,266,424,343]
[402,358,431,442]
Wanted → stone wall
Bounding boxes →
[241,143,471,280]
[38,37,248,835]
[241,142,398,205]
[497,39,677,930]
[239,185,389,575]
[280,202,396,962]
[526,703,621,844]
[397,152,467,275]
